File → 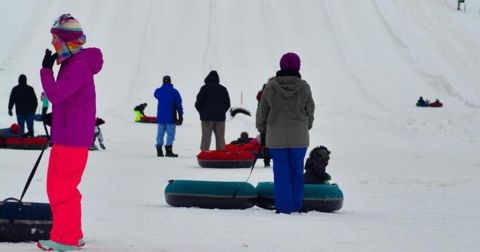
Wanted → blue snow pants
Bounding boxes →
[16,113,34,135]
[268,147,307,213]
[156,124,176,146]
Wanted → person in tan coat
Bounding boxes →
[256,52,315,214]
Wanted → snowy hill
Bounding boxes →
[1,0,480,251]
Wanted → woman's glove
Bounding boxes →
[42,49,58,69]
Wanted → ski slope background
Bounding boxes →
[1,0,480,251]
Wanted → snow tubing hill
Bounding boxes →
[0,198,52,242]
[165,180,257,209]
[5,137,48,150]
[255,182,344,212]
[197,150,256,168]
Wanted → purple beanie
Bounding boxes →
[50,14,84,41]
[280,52,301,71]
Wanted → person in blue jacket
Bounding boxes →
[154,75,183,157]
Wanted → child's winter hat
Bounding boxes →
[310,146,331,161]
[10,123,19,134]
[163,75,171,83]
[51,14,84,41]
[280,52,301,71]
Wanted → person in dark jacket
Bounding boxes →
[8,74,38,136]
[154,75,183,157]
[304,146,332,184]
[134,102,148,122]
[230,131,252,144]
[134,103,147,116]
[195,70,230,151]
[256,52,315,214]
[416,96,429,107]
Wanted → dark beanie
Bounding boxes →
[204,70,220,84]
[163,75,171,83]
[18,74,27,85]
[280,52,301,71]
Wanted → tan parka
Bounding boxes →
[256,75,315,148]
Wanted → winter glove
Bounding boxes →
[260,133,266,146]
[175,116,183,126]
[42,49,58,69]
[8,110,13,116]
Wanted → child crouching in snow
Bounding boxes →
[304,146,332,184]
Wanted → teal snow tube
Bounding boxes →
[255,182,343,212]
[165,180,257,209]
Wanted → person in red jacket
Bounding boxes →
[256,82,271,167]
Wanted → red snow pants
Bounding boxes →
[46,145,89,245]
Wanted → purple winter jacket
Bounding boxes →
[40,48,103,148]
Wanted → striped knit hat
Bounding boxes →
[51,14,84,41]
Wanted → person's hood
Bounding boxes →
[204,71,220,85]
[270,75,305,98]
[69,47,103,75]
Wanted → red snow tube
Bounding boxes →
[138,116,157,123]
[429,101,443,107]
[197,150,256,168]
[225,143,262,154]
[5,137,48,150]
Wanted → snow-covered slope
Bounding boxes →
[1,0,480,251]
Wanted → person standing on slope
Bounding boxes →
[256,52,315,214]
[154,75,184,157]
[37,13,103,251]
[8,74,38,137]
[195,70,231,151]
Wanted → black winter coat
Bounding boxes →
[303,157,330,184]
[8,84,38,115]
[195,71,230,121]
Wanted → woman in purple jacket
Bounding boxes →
[37,14,103,251]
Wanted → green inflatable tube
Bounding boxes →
[165,180,257,209]
[255,182,344,212]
